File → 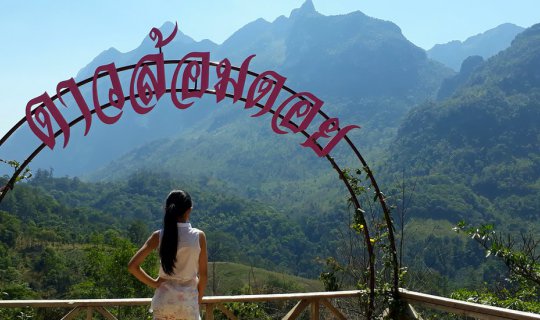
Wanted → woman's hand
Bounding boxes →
[151,276,165,289]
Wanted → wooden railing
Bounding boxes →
[399,289,540,320]
[1,289,539,319]
[0,291,358,320]
[202,290,358,320]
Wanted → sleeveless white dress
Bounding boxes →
[151,223,201,320]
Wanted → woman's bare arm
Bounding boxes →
[198,231,208,304]
[128,230,161,289]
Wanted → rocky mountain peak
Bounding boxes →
[290,0,319,19]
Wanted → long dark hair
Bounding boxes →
[159,190,192,275]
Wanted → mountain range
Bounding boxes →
[4,1,525,184]
[2,0,450,185]
[427,23,524,71]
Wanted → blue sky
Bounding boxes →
[0,0,538,136]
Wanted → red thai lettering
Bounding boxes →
[57,78,92,136]
[20,23,362,159]
[93,63,126,124]
[271,92,323,134]
[245,71,286,117]
[149,22,178,50]
[171,52,210,109]
[129,54,166,115]
[301,118,360,157]
[214,55,255,103]
[25,93,70,149]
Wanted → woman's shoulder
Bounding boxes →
[191,227,205,237]
[192,227,204,234]
[144,230,161,248]
[150,230,161,240]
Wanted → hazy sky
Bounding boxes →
[0,0,538,136]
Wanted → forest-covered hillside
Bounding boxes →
[0,169,522,299]
[385,23,540,229]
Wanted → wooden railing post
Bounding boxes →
[216,304,238,320]
[96,307,118,320]
[61,307,81,320]
[310,299,320,320]
[320,299,347,320]
[205,303,215,320]
[283,300,310,320]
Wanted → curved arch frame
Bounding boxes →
[0,59,398,317]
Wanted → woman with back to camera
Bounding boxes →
[128,190,208,320]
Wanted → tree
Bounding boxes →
[452,222,540,312]
[128,220,149,246]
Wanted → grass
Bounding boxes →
[207,262,324,295]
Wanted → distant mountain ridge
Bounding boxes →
[436,55,485,100]
[428,23,524,71]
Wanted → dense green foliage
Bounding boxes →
[0,169,338,279]
[0,171,337,318]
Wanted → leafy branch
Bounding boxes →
[0,159,32,195]
[453,221,540,287]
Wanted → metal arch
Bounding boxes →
[0,60,398,316]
